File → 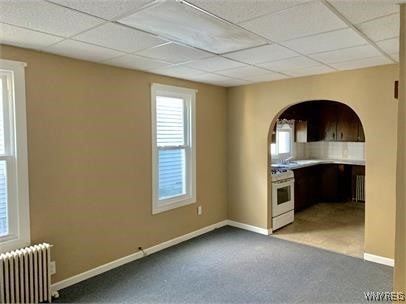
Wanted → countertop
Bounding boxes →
[271,159,365,170]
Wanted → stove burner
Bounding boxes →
[271,168,288,174]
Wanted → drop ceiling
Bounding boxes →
[0,0,402,87]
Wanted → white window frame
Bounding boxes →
[151,83,196,214]
[271,120,294,161]
[0,59,30,253]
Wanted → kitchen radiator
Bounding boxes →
[356,175,365,202]
[0,243,52,304]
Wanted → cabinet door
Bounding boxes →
[320,104,337,141]
[358,121,365,142]
[337,107,359,141]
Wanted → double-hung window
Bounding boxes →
[151,84,196,214]
[0,59,30,252]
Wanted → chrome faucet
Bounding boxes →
[280,156,294,164]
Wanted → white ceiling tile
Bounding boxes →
[331,56,393,71]
[310,45,382,64]
[187,72,248,86]
[74,23,167,53]
[287,65,335,77]
[104,54,171,71]
[283,28,366,55]
[0,23,63,50]
[390,53,399,62]
[184,56,245,72]
[258,56,321,73]
[329,0,399,24]
[187,0,307,24]
[118,0,266,54]
[216,65,287,82]
[376,37,399,55]
[240,1,346,42]
[0,0,104,37]
[47,0,155,20]
[151,65,205,79]
[357,13,399,41]
[46,40,125,62]
[223,44,298,64]
[135,43,211,64]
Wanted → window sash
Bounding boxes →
[151,84,196,214]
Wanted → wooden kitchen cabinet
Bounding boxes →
[293,165,320,211]
[336,106,360,141]
[319,103,338,141]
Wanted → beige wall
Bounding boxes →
[0,45,228,282]
[395,4,406,292]
[228,64,398,259]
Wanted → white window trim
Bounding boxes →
[151,83,196,215]
[271,120,295,161]
[0,59,30,253]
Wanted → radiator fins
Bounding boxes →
[0,243,51,304]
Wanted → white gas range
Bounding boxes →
[271,168,295,230]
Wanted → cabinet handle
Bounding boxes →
[333,133,335,139]
[341,132,343,139]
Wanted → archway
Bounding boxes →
[267,100,366,258]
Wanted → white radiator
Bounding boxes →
[356,175,365,202]
[0,243,52,304]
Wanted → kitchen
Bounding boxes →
[269,100,366,257]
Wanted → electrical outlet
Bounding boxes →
[197,205,202,216]
[50,261,56,275]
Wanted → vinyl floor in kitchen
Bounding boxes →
[273,201,365,258]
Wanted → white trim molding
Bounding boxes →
[364,253,394,267]
[227,220,271,235]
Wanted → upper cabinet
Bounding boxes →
[279,100,365,143]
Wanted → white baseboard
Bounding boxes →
[51,220,228,293]
[364,253,394,267]
[227,220,271,235]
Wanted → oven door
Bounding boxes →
[272,179,294,217]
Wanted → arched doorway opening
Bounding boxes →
[268,100,366,258]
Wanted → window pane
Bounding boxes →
[278,131,291,154]
[156,96,185,146]
[0,79,5,154]
[0,160,8,236]
[159,149,185,200]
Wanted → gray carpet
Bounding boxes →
[55,226,392,303]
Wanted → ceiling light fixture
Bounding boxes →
[117,0,268,54]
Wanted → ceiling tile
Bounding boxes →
[240,1,346,42]
[104,54,171,71]
[184,56,245,72]
[331,56,393,71]
[135,43,211,64]
[187,72,248,87]
[216,65,287,82]
[0,0,104,37]
[151,65,205,79]
[118,0,267,54]
[47,0,155,21]
[329,0,399,24]
[376,37,399,55]
[187,0,307,24]
[74,23,167,53]
[390,53,399,62]
[287,65,335,77]
[46,40,125,62]
[357,13,399,41]
[258,56,321,73]
[0,23,63,50]
[223,44,298,65]
[310,45,382,64]
[283,28,366,55]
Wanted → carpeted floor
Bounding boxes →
[56,226,392,303]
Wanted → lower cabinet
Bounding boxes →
[293,164,362,211]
